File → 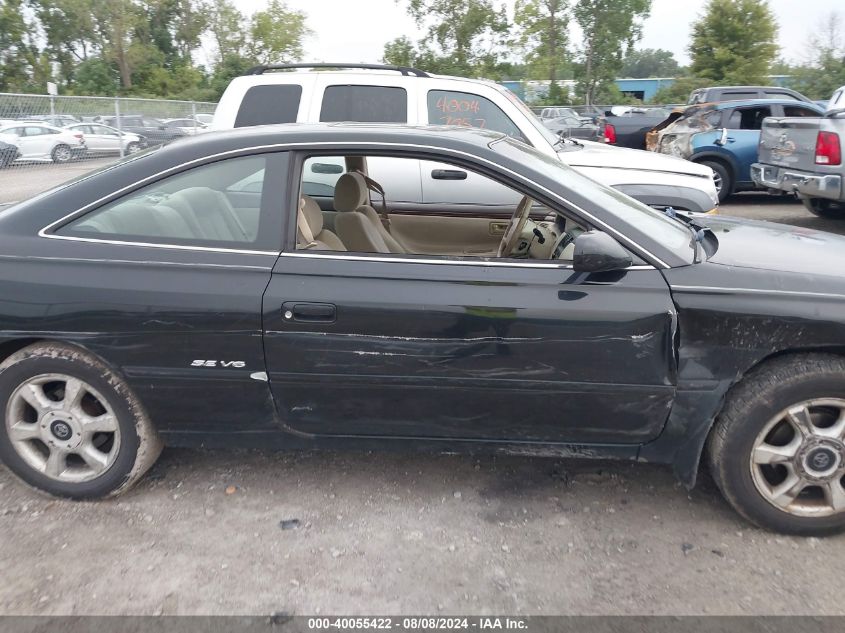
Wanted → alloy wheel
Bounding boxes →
[5,373,120,483]
[750,398,845,517]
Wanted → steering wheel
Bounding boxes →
[497,195,534,258]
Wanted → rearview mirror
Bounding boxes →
[572,231,633,273]
[715,127,728,146]
[311,163,344,174]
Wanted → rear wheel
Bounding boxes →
[802,198,845,219]
[709,354,845,535]
[0,342,162,499]
[699,160,733,203]
[51,144,72,163]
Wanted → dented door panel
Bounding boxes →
[263,255,677,443]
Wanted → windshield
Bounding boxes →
[495,85,563,147]
[489,136,694,261]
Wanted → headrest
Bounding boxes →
[333,172,368,212]
[300,195,323,234]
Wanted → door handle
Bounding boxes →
[489,221,509,235]
[282,302,336,323]
[431,169,467,180]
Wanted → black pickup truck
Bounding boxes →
[601,107,672,150]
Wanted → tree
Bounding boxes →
[28,0,101,86]
[71,56,119,95]
[248,0,309,65]
[514,0,571,100]
[620,48,680,78]
[405,0,510,77]
[649,76,706,104]
[688,0,778,84]
[790,12,845,100]
[208,0,247,62]
[573,0,651,105]
[0,0,36,91]
[382,36,417,67]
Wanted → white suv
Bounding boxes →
[214,63,719,212]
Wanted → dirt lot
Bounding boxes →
[0,158,116,205]
[2,190,845,616]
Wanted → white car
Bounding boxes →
[0,123,86,163]
[163,118,209,136]
[213,64,719,213]
[65,123,146,156]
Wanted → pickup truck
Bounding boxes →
[751,92,845,218]
[601,107,672,150]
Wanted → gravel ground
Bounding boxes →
[2,187,845,616]
[0,158,116,205]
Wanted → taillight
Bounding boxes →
[604,123,616,144]
[74,133,83,139]
[816,131,841,165]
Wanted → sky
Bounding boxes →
[226,0,843,68]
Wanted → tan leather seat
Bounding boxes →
[166,187,251,242]
[333,172,405,254]
[298,195,346,251]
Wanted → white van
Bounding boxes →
[214,63,719,213]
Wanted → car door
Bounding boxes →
[28,127,56,159]
[2,127,30,158]
[720,105,774,183]
[262,151,678,445]
[89,125,121,152]
[75,125,104,152]
[421,89,526,208]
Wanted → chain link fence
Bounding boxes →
[0,93,217,172]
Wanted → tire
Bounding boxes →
[708,354,845,535]
[802,198,845,219]
[0,342,162,499]
[699,160,733,203]
[125,142,140,155]
[51,144,72,163]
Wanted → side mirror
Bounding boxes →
[715,127,728,146]
[572,231,633,273]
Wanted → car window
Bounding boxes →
[301,157,345,200]
[235,84,302,128]
[427,90,525,142]
[25,127,46,136]
[490,137,693,260]
[319,85,407,123]
[783,106,819,117]
[295,153,592,263]
[55,155,282,251]
[726,107,772,130]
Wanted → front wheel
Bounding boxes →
[803,198,845,219]
[0,342,162,499]
[709,354,845,535]
[125,142,141,155]
[699,160,733,203]
[51,144,72,163]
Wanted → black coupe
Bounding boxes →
[1,123,845,536]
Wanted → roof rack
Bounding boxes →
[244,63,430,78]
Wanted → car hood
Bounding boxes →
[559,140,713,178]
[705,215,845,275]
